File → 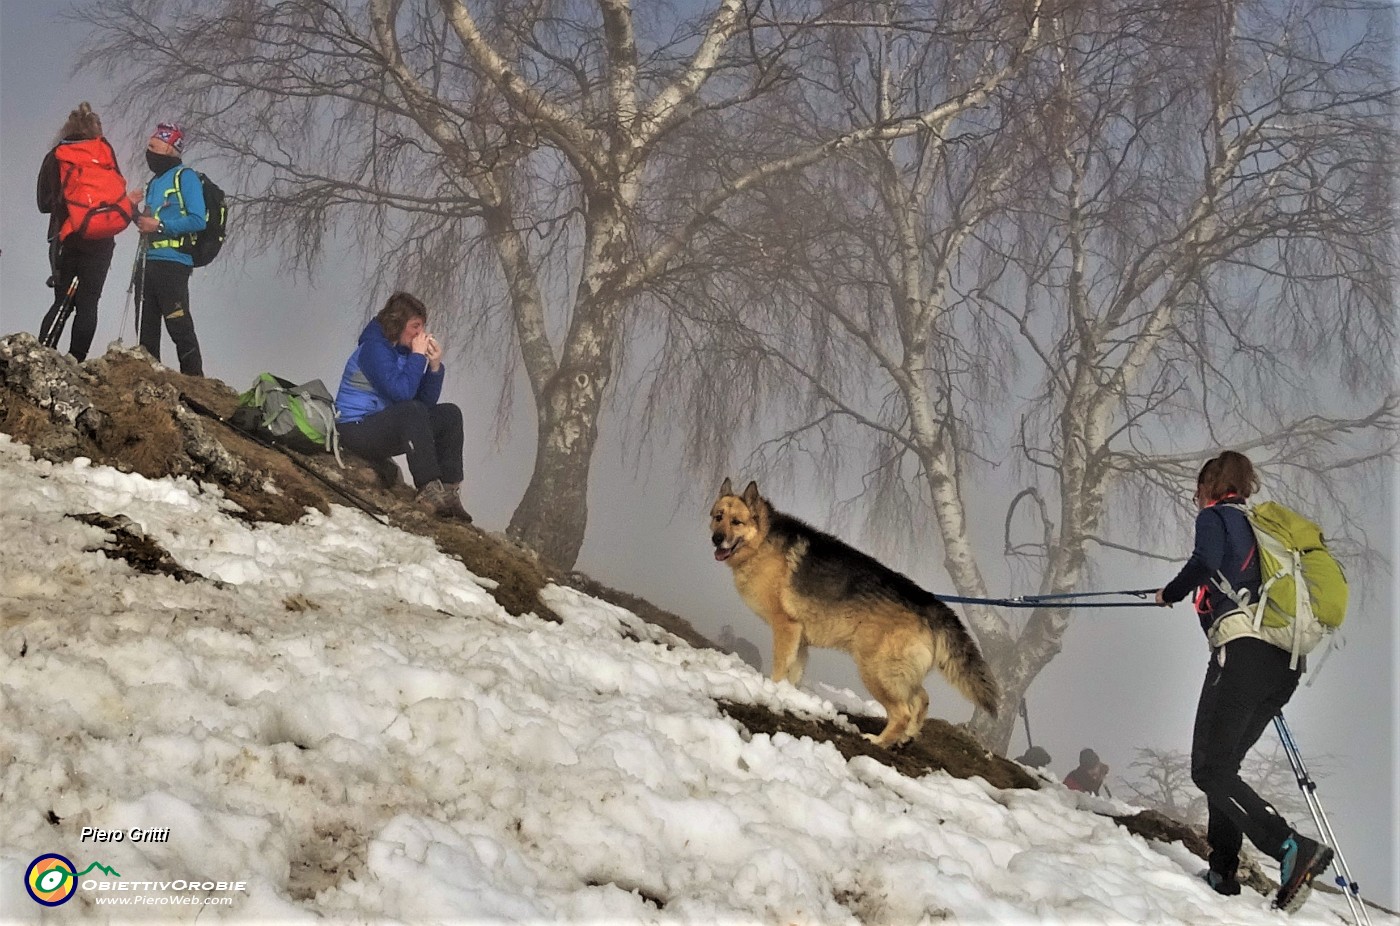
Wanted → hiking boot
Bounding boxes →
[1274,834,1333,913]
[442,483,472,522]
[1200,869,1241,896]
[415,479,472,522]
[441,495,472,523]
[415,479,453,513]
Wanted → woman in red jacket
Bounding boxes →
[1062,748,1108,795]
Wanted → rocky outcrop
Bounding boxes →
[0,333,104,458]
[1,333,254,488]
[0,334,554,617]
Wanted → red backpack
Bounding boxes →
[54,138,132,241]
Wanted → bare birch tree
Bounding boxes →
[1122,744,1330,832]
[687,0,1395,749]
[77,0,1046,567]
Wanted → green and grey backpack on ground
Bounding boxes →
[1209,501,1348,669]
[230,373,342,464]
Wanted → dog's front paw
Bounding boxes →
[864,732,912,751]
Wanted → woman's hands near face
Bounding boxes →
[423,334,443,371]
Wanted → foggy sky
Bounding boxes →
[1,1,1395,909]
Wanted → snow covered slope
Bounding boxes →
[1,436,1384,924]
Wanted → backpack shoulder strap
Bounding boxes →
[165,166,204,214]
[297,381,343,466]
[170,166,189,212]
[1206,501,1266,622]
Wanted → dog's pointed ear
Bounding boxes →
[741,481,761,508]
[719,477,733,497]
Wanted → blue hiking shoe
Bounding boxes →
[1274,834,1333,913]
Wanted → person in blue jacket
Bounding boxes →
[336,292,469,521]
[130,121,206,375]
[1156,450,1332,910]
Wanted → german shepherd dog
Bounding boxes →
[710,479,999,748]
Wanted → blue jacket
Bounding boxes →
[336,319,445,424]
[1162,496,1262,634]
[144,164,206,266]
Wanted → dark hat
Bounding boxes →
[1080,748,1100,767]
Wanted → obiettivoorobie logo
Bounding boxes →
[24,854,121,906]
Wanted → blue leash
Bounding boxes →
[938,588,1159,609]
[1015,588,1156,601]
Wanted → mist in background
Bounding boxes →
[1,1,1394,909]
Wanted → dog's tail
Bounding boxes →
[924,600,1000,717]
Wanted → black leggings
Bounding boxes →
[339,401,463,489]
[1191,636,1301,875]
[38,236,116,361]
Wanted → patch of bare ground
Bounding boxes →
[718,699,1038,790]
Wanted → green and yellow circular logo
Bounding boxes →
[25,854,77,906]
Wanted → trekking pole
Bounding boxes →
[1019,699,1034,750]
[180,393,391,526]
[1273,713,1372,926]
[120,242,147,346]
[39,276,80,349]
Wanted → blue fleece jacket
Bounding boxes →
[1162,496,1262,634]
[143,164,206,267]
[335,319,445,424]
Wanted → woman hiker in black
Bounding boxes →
[36,102,131,360]
[1155,450,1333,912]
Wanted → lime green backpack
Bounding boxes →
[230,373,342,465]
[1217,501,1348,668]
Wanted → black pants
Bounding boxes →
[136,258,203,376]
[1191,636,1301,876]
[338,401,463,489]
[38,236,116,361]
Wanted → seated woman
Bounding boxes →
[336,292,469,521]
